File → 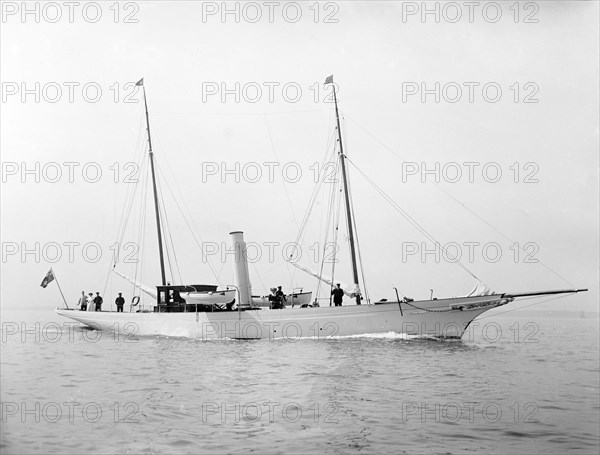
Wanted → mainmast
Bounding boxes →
[326,75,361,305]
[138,78,167,286]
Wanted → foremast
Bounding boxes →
[326,75,361,305]
[138,78,167,286]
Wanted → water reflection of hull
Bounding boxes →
[55,294,509,340]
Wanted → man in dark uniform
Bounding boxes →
[115,292,125,312]
[94,292,103,311]
[275,286,287,307]
[331,283,344,307]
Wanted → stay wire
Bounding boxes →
[134,154,150,307]
[477,293,578,319]
[317,150,340,302]
[330,164,343,305]
[345,157,485,285]
[156,170,182,284]
[341,115,370,304]
[343,113,575,288]
[154,159,223,286]
[293,124,338,250]
[264,114,299,229]
[114,115,147,257]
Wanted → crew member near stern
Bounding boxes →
[331,283,344,307]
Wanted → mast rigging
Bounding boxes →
[139,79,167,286]
[329,76,361,305]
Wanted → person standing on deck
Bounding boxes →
[331,283,344,307]
[115,293,125,312]
[268,287,278,309]
[86,293,94,312]
[275,286,287,307]
[94,292,103,311]
[78,291,87,311]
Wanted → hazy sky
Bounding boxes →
[1,1,598,312]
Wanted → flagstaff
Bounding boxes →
[40,268,69,309]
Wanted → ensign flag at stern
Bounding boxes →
[40,269,55,288]
[40,268,69,308]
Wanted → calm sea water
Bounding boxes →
[1,308,599,455]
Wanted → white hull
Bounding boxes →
[56,294,510,340]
